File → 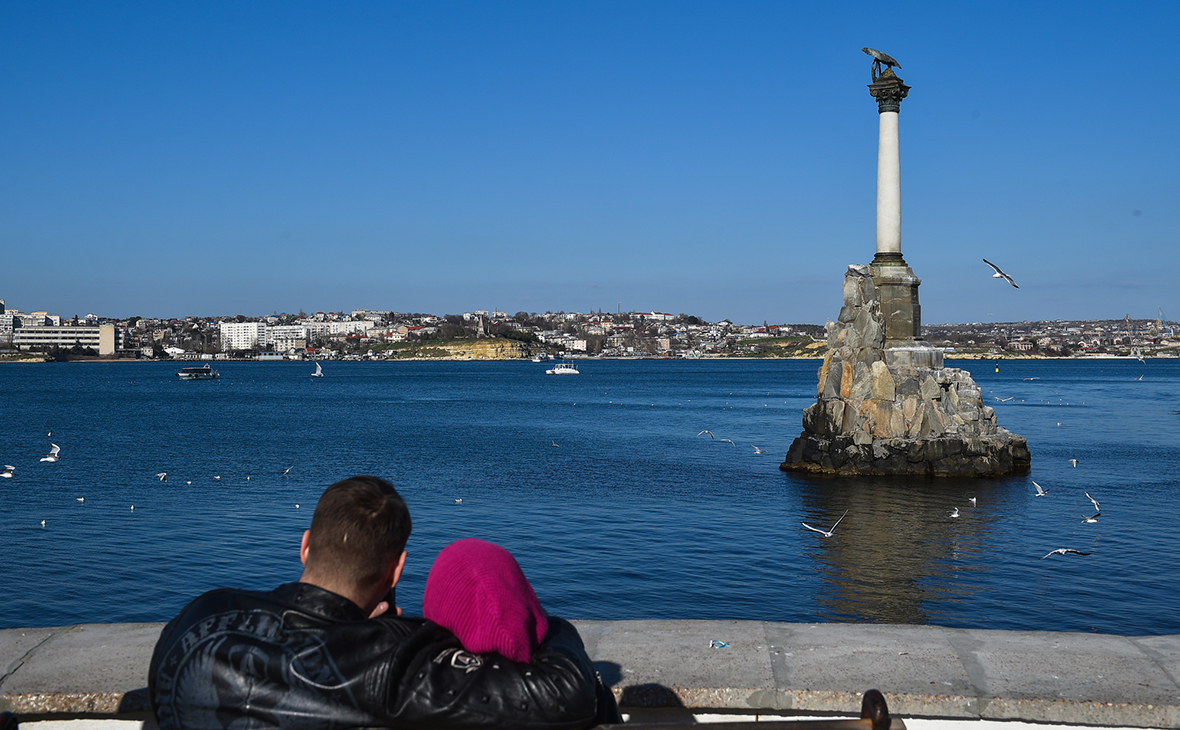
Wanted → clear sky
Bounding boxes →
[3,1,1177,325]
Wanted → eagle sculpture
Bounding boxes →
[863,47,901,80]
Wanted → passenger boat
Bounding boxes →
[545,360,579,375]
[176,364,219,380]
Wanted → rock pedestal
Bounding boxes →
[781,265,1030,477]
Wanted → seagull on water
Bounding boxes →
[982,258,1019,288]
[41,519,46,527]
[751,445,767,454]
[1041,548,1091,559]
[801,510,848,538]
[1033,481,1049,497]
[76,497,84,502]
[41,443,61,462]
[156,472,168,482]
[1,465,14,478]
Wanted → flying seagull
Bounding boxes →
[862,47,901,69]
[156,472,168,482]
[1,465,14,478]
[994,396,1014,402]
[281,467,292,475]
[801,510,849,538]
[950,508,960,518]
[697,430,715,439]
[969,496,977,506]
[718,438,736,447]
[751,445,768,454]
[1085,491,1100,513]
[1032,480,1049,497]
[983,259,1019,288]
[1081,513,1101,524]
[41,443,61,462]
[1041,548,1092,559]
[1069,458,1079,467]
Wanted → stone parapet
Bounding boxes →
[3,622,1179,728]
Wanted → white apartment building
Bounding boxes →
[219,321,266,351]
[13,324,121,355]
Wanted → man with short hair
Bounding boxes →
[150,476,604,730]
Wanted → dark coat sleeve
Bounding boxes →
[387,617,600,730]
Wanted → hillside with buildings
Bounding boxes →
[1,299,1176,361]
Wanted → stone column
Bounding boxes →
[868,69,909,267]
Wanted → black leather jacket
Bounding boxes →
[149,582,600,730]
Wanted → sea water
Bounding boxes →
[1,358,1177,634]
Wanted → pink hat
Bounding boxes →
[423,538,549,663]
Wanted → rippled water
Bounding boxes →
[2,358,1177,635]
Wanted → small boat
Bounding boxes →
[177,364,219,380]
[546,360,579,375]
[312,361,324,377]
[531,353,552,363]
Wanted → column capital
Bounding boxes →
[868,70,910,113]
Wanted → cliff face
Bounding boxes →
[782,266,1030,476]
[399,338,530,360]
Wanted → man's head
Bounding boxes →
[300,476,411,611]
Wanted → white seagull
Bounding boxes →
[801,510,848,538]
[994,395,1014,402]
[950,508,960,518]
[751,445,767,454]
[76,497,84,502]
[1041,548,1091,559]
[281,467,293,475]
[454,498,463,505]
[968,496,977,506]
[1033,481,1049,497]
[697,430,715,439]
[1085,491,1101,513]
[156,472,168,482]
[983,258,1019,288]
[41,443,62,462]
[1,465,14,478]
[1069,459,1079,467]
[718,438,736,447]
[1081,513,1100,524]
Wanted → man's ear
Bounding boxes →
[300,530,312,567]
[389,550,407,588]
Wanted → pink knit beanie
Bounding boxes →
[423,538,549,663]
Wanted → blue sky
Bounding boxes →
[3,1,1177,325]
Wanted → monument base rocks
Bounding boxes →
[781,264,1030,477]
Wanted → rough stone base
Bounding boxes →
[781,433,1031,476]
[781,264,1030,477]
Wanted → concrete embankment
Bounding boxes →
[3,621,1178,728]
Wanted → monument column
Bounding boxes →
[869,69,908,265]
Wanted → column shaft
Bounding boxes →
[876,110,901,256]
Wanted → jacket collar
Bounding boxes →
[271,581,368,623]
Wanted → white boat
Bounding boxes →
[176,364,219,380]
[546,360,579,375]
[531,353,552,363]
[312,361,323,377]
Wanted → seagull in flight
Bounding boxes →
[751,445,767,454]
[983,258,1019,288]
[551,441,560,447]
[1024,377,1040,381]
[1032,481,1049,497]
[1,465,14,478]
[801,510,848,538]
[1085,491,1100,513]
[454,498,463,504]
[718,438,736,446]
[41,443,61,462]
[697,430,715,439]
[968,496,977,506]
[281,467,292,475]
[1041,548,1091,559]
[1081,513,1101,524]
[1069,459,1079,467]
[994,396,1014,402]
[156,472,168,482]
[950,508,960,518]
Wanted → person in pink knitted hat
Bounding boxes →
[423,537,549,663]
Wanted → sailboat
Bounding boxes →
[312,361,324,377]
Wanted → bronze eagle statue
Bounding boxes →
[863,47,901,80]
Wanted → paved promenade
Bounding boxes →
[2,621,1178,728]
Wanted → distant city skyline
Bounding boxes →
[3,2,1177,325]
